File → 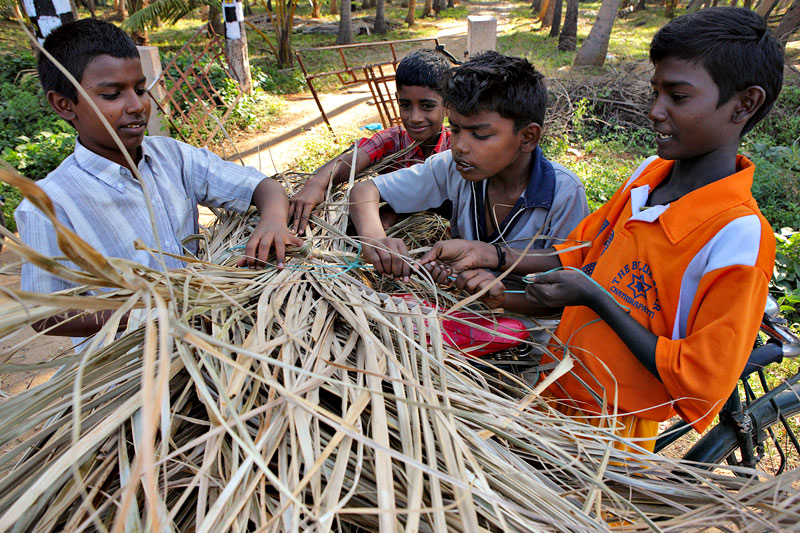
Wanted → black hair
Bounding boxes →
[439,51,547,131]
[395,49,452,91]
[38,18,140,103]
[650,7,784,135]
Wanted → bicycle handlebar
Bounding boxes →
[741,342,784,379]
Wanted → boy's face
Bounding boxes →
[649,56,742,162]
[50,55,150,168]
[448,109,531,182]
[396,85,446,143]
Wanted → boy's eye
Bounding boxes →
[135,88,146,96]
[422,103,438,111]
[472,132,490,140]
[398,102,411,109]
[101,93,120,100]
[671,93,687,101]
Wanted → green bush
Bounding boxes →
[773,228,800,319]
[1,131,76,182]
[292,125,363,173]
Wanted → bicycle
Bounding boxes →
[655,295,800,476]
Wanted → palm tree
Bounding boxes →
[573,0,621,67]
[374,0,387,33]
[405,0,416,25]
[549,0,562,37]
[776,0,800,46]
[558,0,577,50]
[337,0,354,44]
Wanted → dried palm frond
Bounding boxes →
[2,165,800,533]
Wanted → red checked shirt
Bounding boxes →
[356,126,450,173]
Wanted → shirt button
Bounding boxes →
[116,183,124,191]
[165,241,172,248]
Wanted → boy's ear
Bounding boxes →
[519,122,543,153]
[732,86,767,125]
[47,90,77,122]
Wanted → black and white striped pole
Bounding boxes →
[222,0,252,94]
[20,0,75,41]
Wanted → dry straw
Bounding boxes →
[1,161,800,531]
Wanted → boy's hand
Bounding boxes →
[524,269,602,309]
[288,179,326,236]
[237,219,303,268]
[362,237,413,281]
[420,239,497,277]
[454,269,506,309]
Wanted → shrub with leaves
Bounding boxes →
[773,228,800,318]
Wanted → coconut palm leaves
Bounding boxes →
[2,165,800,530]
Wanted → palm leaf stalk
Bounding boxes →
[1,166,800,530]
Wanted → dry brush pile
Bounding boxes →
[1,161,800,532]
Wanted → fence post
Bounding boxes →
[467,15,497,58]
[222,0,253,94]
[137,45,170,137]
[20,0,75,41]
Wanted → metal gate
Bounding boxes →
[148,24,242,150]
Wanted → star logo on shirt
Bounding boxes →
[627,274,652,299]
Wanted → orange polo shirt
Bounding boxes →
[549,155,774,432]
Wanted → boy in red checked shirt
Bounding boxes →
[288,49,452,235]
[421,7,784,452]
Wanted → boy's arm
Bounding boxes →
[350,180,412,280]
[289,148,372,235]
[525,269,659,375]
[32,310,128,337]
[238,177,303,268]
[421,240,563,281]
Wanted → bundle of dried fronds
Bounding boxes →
[546,64,654,139]
[2,166,800,532]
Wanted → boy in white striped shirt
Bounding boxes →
[15,19,301,340]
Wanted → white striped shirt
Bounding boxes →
[16,136,264,294]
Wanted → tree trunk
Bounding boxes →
[405,0,416,24]
[549,0,562,37]
[664,0,676,18]
[730,0,738,6]
[374,0,387,33]
[433,0,446,13]
[542,0,556,27]
[130,0,148,44]
[531,0,542,13]
[337,0,354,44]
[573,0,621,67]
[538,0,550,22]
[776,0,800,45]
[756,0,780,16]
[422,0,433,16]
[115,0,128,19]
[209,6,224,36]
[635,0,646,10]
[331,0,339,15]
[311,0,321,16]
[558,0,578,50]
[744,0,752,8]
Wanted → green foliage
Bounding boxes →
[292,125,362,173]
[123,0,221,33]
[0,183,22,233]
[1,132,76,182]
[773,228,800,318]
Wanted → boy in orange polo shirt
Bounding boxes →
[419,7,784,451]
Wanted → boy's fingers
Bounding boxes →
[419,243,442,265]
[273,239,285,268]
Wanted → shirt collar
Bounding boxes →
[74,137,152,184]
[521,145,556,209]
[629,155,757,244]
